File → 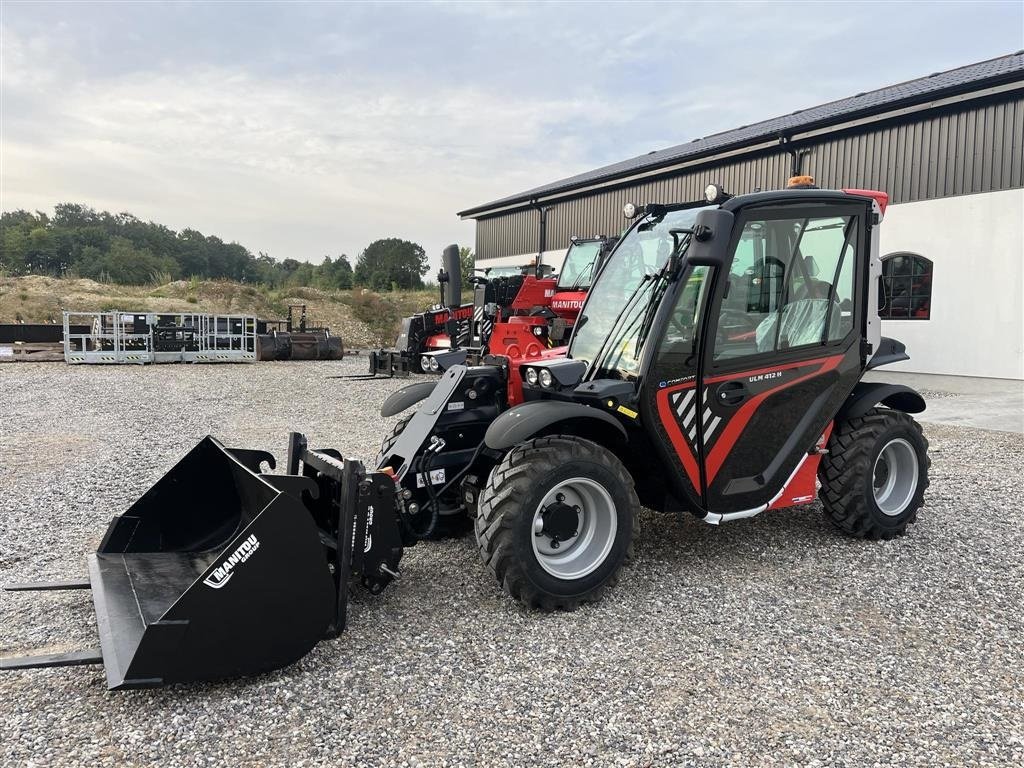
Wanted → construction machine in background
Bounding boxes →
[367,245,472,376]
[2,179,931,690]
[369,237,615,377]
[257,304,344,361]
[414,236,615,384]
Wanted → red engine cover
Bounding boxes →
[550,290,587,321]
[508,275,556,311]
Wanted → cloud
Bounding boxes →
[2,1,1022,270]
[2,55,606,263]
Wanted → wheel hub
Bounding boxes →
[872,438,919,516]
[536,494,580,546]
[531,477,617,579]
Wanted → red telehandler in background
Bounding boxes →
[370,237,615,378]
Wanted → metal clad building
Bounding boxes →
[459,53,1024,379]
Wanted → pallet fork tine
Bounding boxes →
[4,579,91,591]
[1,649,104,671]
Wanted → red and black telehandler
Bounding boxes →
[370,237,614,377]
[2,179,930,690]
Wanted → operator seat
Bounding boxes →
[753,282,839,352]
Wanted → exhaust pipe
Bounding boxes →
[441,244,461,308]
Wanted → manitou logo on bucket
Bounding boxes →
[203,534,261,589]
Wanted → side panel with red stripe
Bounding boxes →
[698,348,862,512]
[653,350,860,513]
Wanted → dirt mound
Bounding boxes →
[0,275,421,347]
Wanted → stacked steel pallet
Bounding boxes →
[63,311,257,364]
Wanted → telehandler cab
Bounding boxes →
[2,179,929,689]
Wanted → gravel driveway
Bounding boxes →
[2,360,1022,767]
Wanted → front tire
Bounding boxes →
[475,436,637,610]
[818,408,930,539]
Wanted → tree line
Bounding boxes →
[0,204,439,290]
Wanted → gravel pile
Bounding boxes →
[2,359,1022,767]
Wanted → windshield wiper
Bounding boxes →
[568,261,595,292]
[583,271,654,380]
[634,232,693,356]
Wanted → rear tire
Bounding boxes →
[818,408,929,539]
[475,436,637,610]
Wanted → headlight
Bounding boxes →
[428,357,440,371]
[539,369,553,388]
[525,368,538,385]
[622,202,638,219]
[533,326,543,336]
[420,355,431,370]
[705,183,728,204]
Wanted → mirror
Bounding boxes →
[685,209,735,268]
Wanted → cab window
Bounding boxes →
[652,265,713,378]
[713,213,858,361]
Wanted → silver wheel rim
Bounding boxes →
[531,477,617,580]
[872,438,919,516]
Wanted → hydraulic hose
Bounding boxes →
[405,446,442,540]
[404,439,488,540]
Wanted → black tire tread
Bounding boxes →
[474,435,637,611]
[818,407,930,539]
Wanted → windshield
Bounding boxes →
[481,265,525,278]
[569,205,713,378]
[556,240,603,290]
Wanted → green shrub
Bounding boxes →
[349,290,403,343]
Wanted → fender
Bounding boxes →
[380,380,438,417]
[837,382,926,422]
[484,401,627,451]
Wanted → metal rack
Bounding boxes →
[63,311,257,365]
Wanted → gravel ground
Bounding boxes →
[1,359,1022,767]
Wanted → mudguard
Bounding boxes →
[380,380,438,417]
[484,401,627,451]
[867,337,910,370]
[838,381,926,421]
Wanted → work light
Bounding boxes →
[539,369,553,388]
[525,368,538,385]
[705,183,728,204]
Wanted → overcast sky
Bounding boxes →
[2,1,1022,272]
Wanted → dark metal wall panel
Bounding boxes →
[475,95,1024,260]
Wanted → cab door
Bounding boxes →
[696,202,870,513]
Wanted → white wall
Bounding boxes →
[879,188,1024,380]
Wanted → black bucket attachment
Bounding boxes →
[2,434,404,689]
